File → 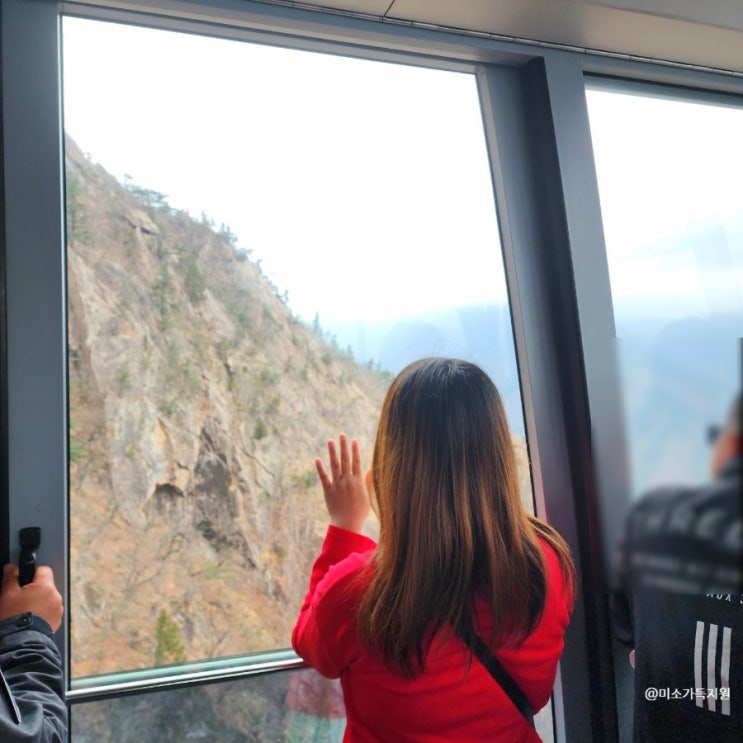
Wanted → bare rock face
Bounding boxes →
[124,209,160,235]
[65,137,386,676]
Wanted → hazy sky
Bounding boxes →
[61,17,508,332]
[585,86,743,319]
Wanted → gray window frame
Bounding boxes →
[2,1,743,741]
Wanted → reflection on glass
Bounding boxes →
[71,668,344,743]
[586,84,743,496]
[63,17,525,681]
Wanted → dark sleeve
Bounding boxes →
[0,613,67,742]
[609,511,634,646]
[609,592,634,645]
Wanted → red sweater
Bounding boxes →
[292,525,573,742]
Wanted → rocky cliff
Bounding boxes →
[65,138,387,677]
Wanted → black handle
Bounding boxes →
[18,527,41,587]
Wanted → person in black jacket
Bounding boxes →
[612,394,742,742]
[0,562,66,742]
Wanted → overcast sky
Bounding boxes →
[585,86,743,319]
[61,17,508,333]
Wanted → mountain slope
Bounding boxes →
[65,137,386,676]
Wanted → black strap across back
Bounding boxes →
[458,630,536,729]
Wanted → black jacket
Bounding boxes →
[0,613,66,742]
[612,456,742,742]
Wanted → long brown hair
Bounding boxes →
[357,358,575,678]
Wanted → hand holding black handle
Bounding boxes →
[18,527,42,586]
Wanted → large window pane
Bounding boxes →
[586,83,742,497]
[63,17,527,684]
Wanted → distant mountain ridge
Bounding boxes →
[330,301,524,434]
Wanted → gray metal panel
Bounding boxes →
[584,53,743,92]
[477,58,618,742]
[1,0,68,663]
[542,52,631,585]
[60,0,537,68]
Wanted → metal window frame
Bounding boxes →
[3,1,743,741]
[1,0,69,669]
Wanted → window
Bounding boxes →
[63,17,527,687]
[56,16,548,739]
[586,82,743,497]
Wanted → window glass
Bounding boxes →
[63,17,526,680]
[71,667,344,743]
[585,84,743,496]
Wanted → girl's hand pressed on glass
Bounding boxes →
[315,434,370,534]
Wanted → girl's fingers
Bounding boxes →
[320,435,361,486]
[351,439,362,477]
[339,433,351,475]
[315,458,331,490]
[327,439,341,481]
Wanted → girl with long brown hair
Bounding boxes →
[293,358,575,741]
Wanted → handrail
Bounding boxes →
[66,648,305,702]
